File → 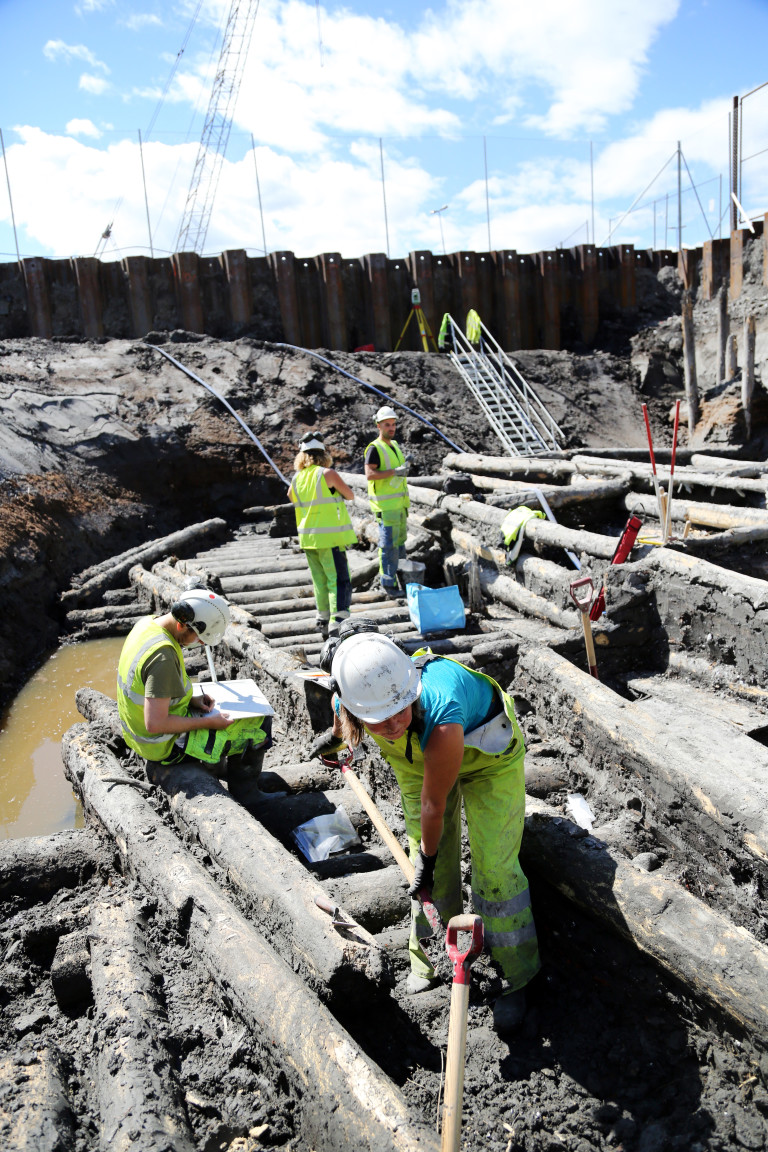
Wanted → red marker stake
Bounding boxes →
[664,400,681,544]
[642,403,665,528]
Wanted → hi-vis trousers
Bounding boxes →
[393,750,540,990]
[304,546,352,622]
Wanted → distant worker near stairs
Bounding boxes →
[288,431,357,639]
[365,405,410,598]
[116,587,271,808]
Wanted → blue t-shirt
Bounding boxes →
[416,659,494,750]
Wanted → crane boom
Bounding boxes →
[176,0,259,254]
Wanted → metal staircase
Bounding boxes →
[441,313,563,456]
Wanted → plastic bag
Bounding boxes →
[565,793,595,832]
[291,806,361,863]
[406,583,465,633]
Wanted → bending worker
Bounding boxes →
[287,431,357,638]
[117,587,270,807]
[364,405,410,597]
[326,628,540,1034]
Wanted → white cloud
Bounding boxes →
[79,74,111,95]
[43,39,109,72]
[120,13,163,30]
[66,118,102,138]
[75,0,115,13]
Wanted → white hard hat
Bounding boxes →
[172,589,230,646]
[332,633,421,724]
[376,405,398,423]
[299,431,325,451]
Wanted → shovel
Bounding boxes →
[320,747,444,936]
[569,576,599,680]
[440,914,484,1152]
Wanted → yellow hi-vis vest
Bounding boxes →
[288,465,357,550]
[116,616,194,762]
[365,437,409,515]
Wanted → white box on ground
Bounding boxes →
[192,679,274,719]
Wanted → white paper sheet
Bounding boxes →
[192,679,274,719]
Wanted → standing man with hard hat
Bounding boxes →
[117,586,271,806]
[323,627,540,1036]
[365,405,410,598]
[288,430,357,639]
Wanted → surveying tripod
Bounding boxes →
[394,288,438,352]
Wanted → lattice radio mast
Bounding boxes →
[176,0,259,254]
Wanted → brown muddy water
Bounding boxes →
[0,636,124,841]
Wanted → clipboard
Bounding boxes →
[192,679,274,718]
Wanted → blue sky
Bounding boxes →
[0,0,767,264]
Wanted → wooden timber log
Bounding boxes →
[89,899,196,1152]
[202,555,311,577]
[479,569,579,629]
[74,689,385,995]
[624,492,768,529]
[252,590,390,620]
[442,452,576,481]
[65,603,144,628]
[325,865,410,934]
[443,500,618,560]
[523,797,768,1041]
[689,454,765,477]
[682,523,768,554]
[578,457,768,500]
[61,726,440,1152]
[61,518,229,608]
[220,569,313,593]
[0,1046,75,1152]
[261,603,411,638]
[468,474,632,512]
[0,829,106,900]
[515,646,768,869]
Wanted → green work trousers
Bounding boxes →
[304,546,351,621]
[393,749,540,990]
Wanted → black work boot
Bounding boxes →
[227,744,268,809]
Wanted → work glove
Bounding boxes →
[309,727,346,761]
[407,847,438,897]
[393,464,408,477]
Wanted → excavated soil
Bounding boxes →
[2,250,768,1150]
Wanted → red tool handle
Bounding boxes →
[569,575,595,613]
[589,514,643,622]
[642,403,658,476]
[670,400,681,478]
[445,914,484,986]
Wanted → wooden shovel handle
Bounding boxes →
[342,766,415,883]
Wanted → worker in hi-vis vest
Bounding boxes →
[364,405,410,597]
[326,628,540,1036]
[116,587,271,808]
[288,431,357,639]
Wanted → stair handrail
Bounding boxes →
[442,314,563,455]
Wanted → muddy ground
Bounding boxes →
[2,246,768,1150]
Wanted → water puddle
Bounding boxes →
[0,637,125,842]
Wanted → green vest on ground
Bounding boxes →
[365,437,409,515]
[117,616,193,762]
[288,465,357,549]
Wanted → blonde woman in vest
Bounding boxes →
[364,405,410,598]
[288,432,357,638]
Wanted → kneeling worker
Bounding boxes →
[364,406,410,597]
[117,587,269,806]
[288,431,357,638]
[327,629,540,1034]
